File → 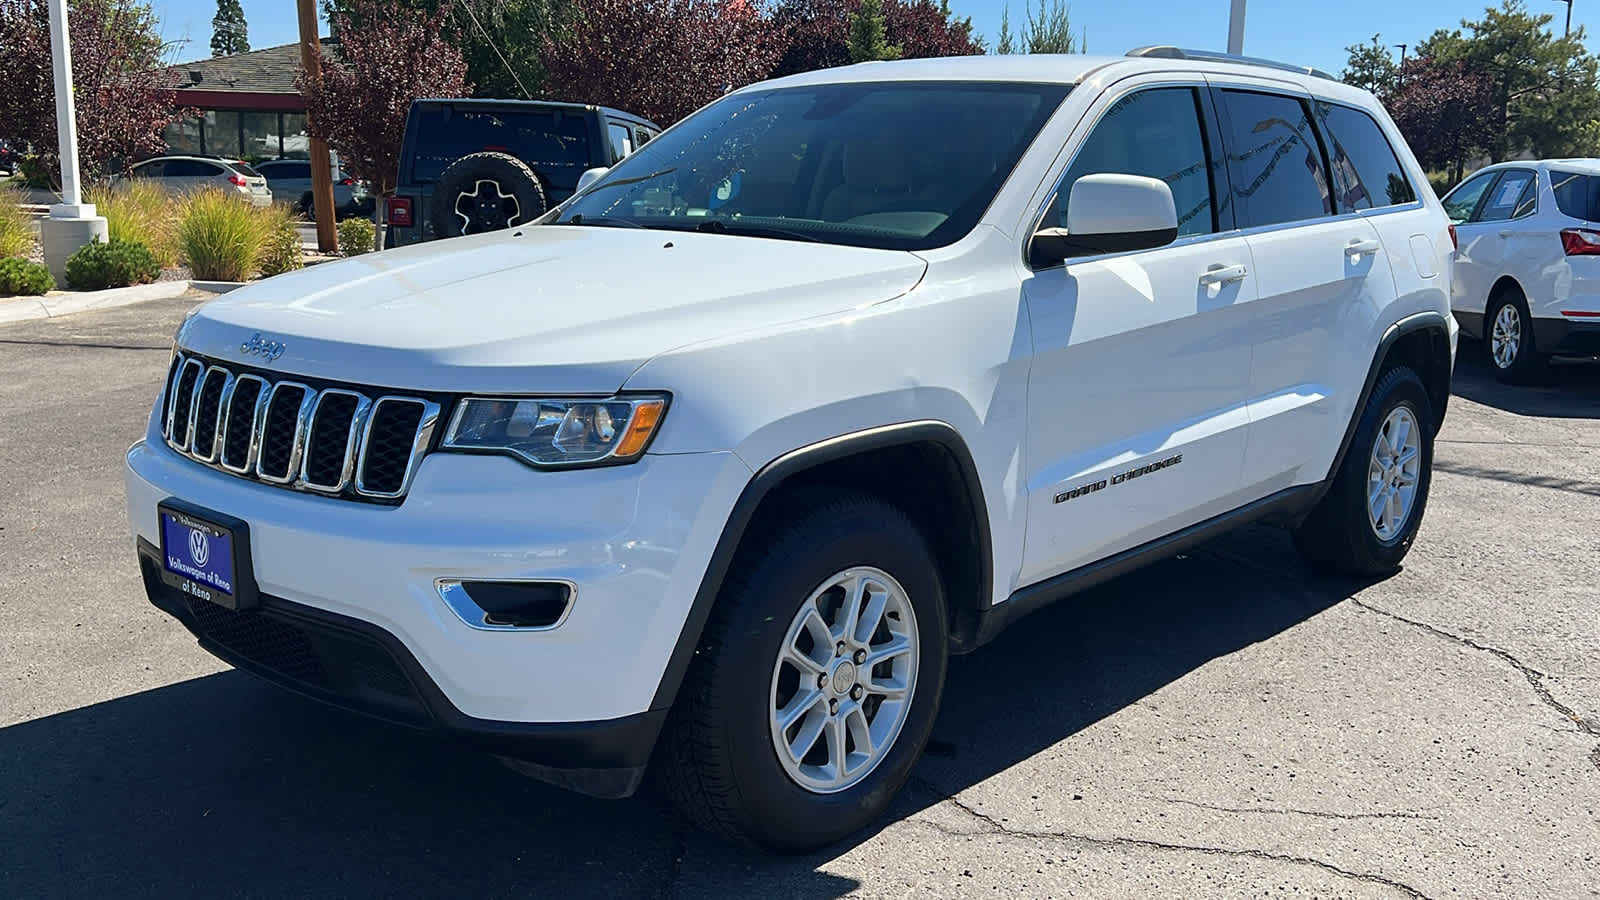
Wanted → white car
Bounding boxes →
[1444,159,1600,380]
[253,158,372,218]
[120,155,272,207]
[125,48,1455,851]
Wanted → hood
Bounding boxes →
[176,225,927,393]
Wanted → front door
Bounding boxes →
[1018,83,1257,586]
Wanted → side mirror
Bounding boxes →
[576,166,610,194]
[1030,173,1179,268]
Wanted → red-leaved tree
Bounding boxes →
[541,0,785,126]
[1386,57,1500,184]
[0,0,185,181]
[298,0,470,196]
[771,0,981,78]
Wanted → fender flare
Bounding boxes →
[646,420,993,711]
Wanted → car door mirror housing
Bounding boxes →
[1030,173,1180,267]
[576,167,610,194]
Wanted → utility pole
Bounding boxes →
[296,0,338,253]
[1555,0,1573,36]
[1227,0,1246,55]
[40,0,108,285]
[1395,43,1407,66]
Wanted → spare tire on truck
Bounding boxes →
[431,151,548,238]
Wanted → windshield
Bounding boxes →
[556,81,1070,250]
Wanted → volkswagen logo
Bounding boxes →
[240,332,287,362]
[188,528,211,567]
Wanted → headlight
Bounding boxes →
[440,394,668,468]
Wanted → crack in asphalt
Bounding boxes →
[1147,796,1439,822]
[0,338,169,351]
[911,778,1431,898]
[1349,598,1600,769]
[1194,545,1600,772]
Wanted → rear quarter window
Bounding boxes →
[1316,103,1416,211]
[1550,170,1600,221]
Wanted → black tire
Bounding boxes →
[659,488,949,852]
[1484,286,1546,383]
[1293,366,1434,576]
[431,152,547,238]
[297,191,314,216]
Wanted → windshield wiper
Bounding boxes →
[584,167,678,192]
[691,219,820,243]
[561,214,643,228]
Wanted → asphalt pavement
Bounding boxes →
[1,297,1597,899]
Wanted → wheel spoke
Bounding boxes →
[1389,417,1411,459]
[787,708,827,764]
[833,573,868,643]
[778,688,825,733]
[825,713,848,778]
[1369,485,1389,525]
[801,606,832,655]
[865,634,912,669]
[844,705,874,758]
[854,584,888,645]
[785,644,826,676]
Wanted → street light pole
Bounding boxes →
[1555,0,1573,36]
[1227,0,1246,54]
[40,0,108,284]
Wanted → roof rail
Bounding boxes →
[1126,46,1336,81]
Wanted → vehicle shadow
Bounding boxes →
[0,527,1362,899]
[1451,337,1600,419]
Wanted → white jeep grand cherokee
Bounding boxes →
[127,48,1456,851]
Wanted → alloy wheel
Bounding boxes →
[1491,303,1522,370]
[1367,406,1422,541]
[768,567,919,794]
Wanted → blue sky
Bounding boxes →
[159,0,1598,76]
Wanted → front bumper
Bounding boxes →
[126,427,751,787]
[135,539,662,797]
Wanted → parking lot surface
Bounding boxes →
[2,298,1596,899]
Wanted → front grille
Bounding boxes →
[162,351,440,503]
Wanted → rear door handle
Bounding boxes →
[1199,264,1248,286]
[1347,238,1381,256]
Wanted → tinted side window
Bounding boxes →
[131,160,165,178]
[1317,103,1416,211]
[164,160,214,177]
[1218,90,1332,228]
[1549,170,1600,221]
[1055,87,1217,238]
[1443,172,1496,223]
[607,122,633,163]
[1477,169,1535,222]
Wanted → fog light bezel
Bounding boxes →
[436,578,576,632]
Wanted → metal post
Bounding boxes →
[297,0,338,253]
[1555,0,1573,36]
[40,0,108,284]
[1227,0,1246,55]
[47,0,84,211]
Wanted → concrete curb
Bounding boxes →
[0,280,194,325]
[189,281,246,294]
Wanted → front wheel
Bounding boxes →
[660,489,948,852]
[1293,365,1435,576]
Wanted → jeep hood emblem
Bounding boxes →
[240,332,286,362]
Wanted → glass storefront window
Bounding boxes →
[205,110,242,158]
[242,112,279,162]
[163,117,202,155]
[280,113,310,159]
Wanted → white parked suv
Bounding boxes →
[126,48,1455,851]
[1443,159,1600,380]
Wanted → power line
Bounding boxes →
[460,0,532,99]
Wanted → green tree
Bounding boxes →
[1423,0,1600,160]
[326,0,562,99]
[847,0,901,61]
[210,0,248,56]
[1341,34,1398,98]
[993,2,1014,54]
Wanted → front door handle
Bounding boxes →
[1347,238,1381,256]
[1199,263,1249,286]
[1498,229,1514,238]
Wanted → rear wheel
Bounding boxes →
[660,489,948,852]
[1293,366,1434,576]
[1486,288,1546,382]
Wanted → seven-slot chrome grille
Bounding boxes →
[159,351,441,503]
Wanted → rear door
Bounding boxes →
[1205,84,1399,494]
[1018,80,1257,584]
[1442,169,1503,325]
